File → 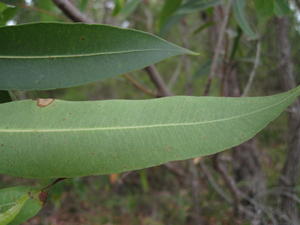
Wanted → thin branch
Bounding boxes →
[203,0,233,96]
[242,42,261,96]
[42,178,66,191]
[168,59,182,89]
[199,161,232,203]
[52,0,94,23]
[213,155,242,205]
[144,65,173,97]
[213,155,279,224]
[123,74,156,97]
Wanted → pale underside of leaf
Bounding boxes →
[0,87,299,178]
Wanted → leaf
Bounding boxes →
[0,2,17,26]
[158,0,182,30]
[254,0,274,19]
[175,0,221,15]
[233,0,257,39]
[0,186,42,225]
[193,60,211,79]
[0,87,300,178]
[119,0,141,18]
[160,0,220,35]
[35,0,58,21]
[274,0,291,16]
[113,0,125,16]
[79,0,88,12]
[0,22,194,91]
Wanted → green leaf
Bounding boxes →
[175,0,221,15]
[0,2,17,26]
[36,0,57,21]
[0,2,6,12]
[113,0,125,16]
[193,60,211,79]
[0,22,194,91]
[0,87,300,178]
[254,0,274,18]
[79,0,88,12]
[274,0,290,16]
[233,0,258,39]
[158,0,182,30]
[0,186,42,225]
[160,0,220,35]
[119,0,141,18]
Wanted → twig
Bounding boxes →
[242,42,261,96]
[199,160,232,203]
[42,178,66,191]
[123,74,156,97]
[144,65,173,97]
[203,0,233,96]
[168,59,182,89]
[52,0,94,23]
[213,155,242,206]
[213,155,279,224]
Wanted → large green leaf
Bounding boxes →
[0,186,42,225]
[0,22,194,91]
[0,87,300,178]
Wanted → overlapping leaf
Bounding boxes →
[0,186,42,225]
[233,0,257,39]
[0,86,299,178]
[0,22,194,90]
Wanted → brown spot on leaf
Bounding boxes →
[80,36,85,40]
[37,98,55,108]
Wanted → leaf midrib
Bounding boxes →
[0,49,183,59]
[0,92,294,134]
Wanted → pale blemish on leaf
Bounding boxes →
[37,99,55,108]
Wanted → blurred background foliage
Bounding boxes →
[0,0,299,224]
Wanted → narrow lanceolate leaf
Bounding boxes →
[175,0,221,15]
[159,0,220,35]
[0,22,194,91]
[233,0,257,39]
[1,87,300,178]
[158,0,182,30]
[0,186,42,225]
